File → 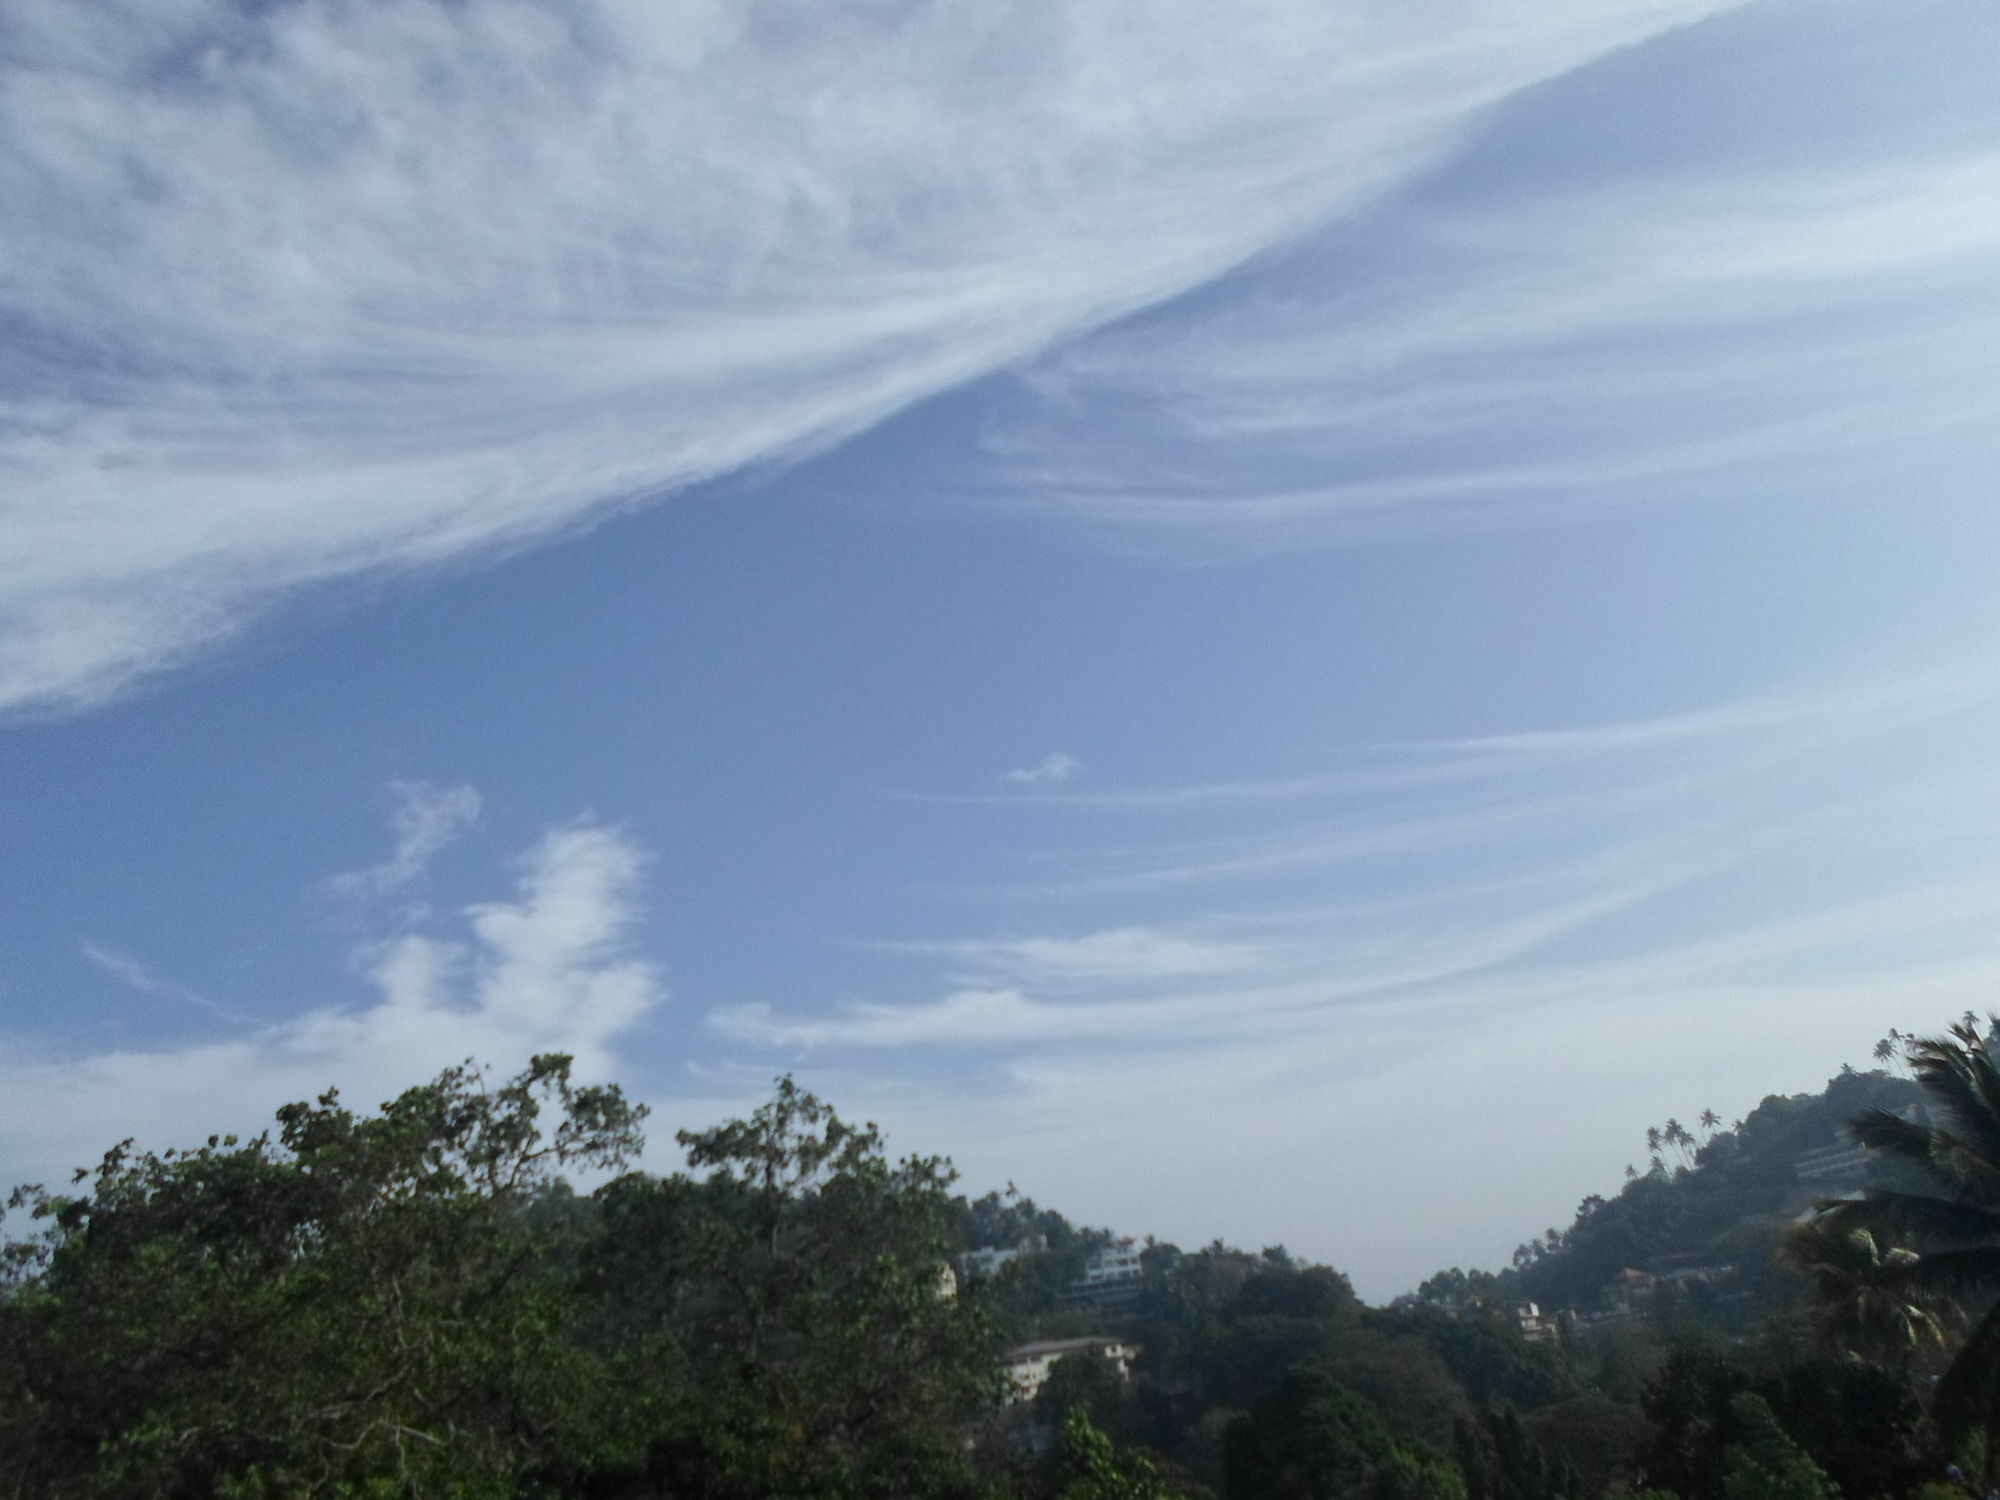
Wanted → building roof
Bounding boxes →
[1006,1336,1135,1361]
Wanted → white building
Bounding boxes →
[1079,1239,1144,1288]
[1505,1300,1560,1346]
[1003,1336,1139,1403]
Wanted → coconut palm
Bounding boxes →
[1778,1219,1952,1365]
[1816,1017,2000,1451]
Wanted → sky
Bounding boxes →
[4,0,2000,1300]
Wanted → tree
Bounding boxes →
[1054,1411,1181,1500]
[1720,1394,1839,1500]
[1814,1018,2000,1460]
[0,1065,1018,1500]
[1223,1368,1463,1500]
[1454,1404,1581,1500]
[0,1055,645,1498]
[1037,1348,1138,1445]
[1777,1220,1951,1366]
[582,1075,1006,1498]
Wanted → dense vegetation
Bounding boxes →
[6,1022,2000,1498]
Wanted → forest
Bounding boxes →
[5,1023,2000,1500]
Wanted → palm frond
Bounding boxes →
[1904,1025,2000,1186]
[1818,1191,2000,1248]
[1848,1109,1954,1173]
[1864,1244,2000,1303]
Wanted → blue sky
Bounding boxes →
[5,0,2000,1297]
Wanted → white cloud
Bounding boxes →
[716,987,1052,1050]
[1001,752,1082,786]
[0,0,1744,713]
[1,819,659,1186]
[326,781,483,904]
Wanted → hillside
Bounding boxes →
[1457,1064,1924,1321]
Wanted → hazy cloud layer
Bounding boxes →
[1,0,1740,713]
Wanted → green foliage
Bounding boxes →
[1635,1344,1939,1500]
[1397,1307,1573,1412]
[1453,1404,1581,1500]
[0,1054,642,1498]
[1813,1017,2000,1459]
[1037,1349,1142,1446]
[1776,1220,1951,1363]
[1222,1367,1464,1500]
[1054,1411,1182,1500]
[1719,1394,1838,1500]
[0,1064,1004,1500]
[572,1076,1007,1498]
[1524,1393,1651,1497]
[1505,1069,1923,1319]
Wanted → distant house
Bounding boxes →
[1060,1238,1145,1309]
[1794,1105,1924,1190]
[1504,1300,1560,1346]
[1794,1140,1871,1187]
[1004,1336,1139,1403]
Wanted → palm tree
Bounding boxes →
[1663,1119,1696,1170]
[1816,1017,2000,1454]
[1778,1219,1952,1365]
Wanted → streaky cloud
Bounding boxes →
[972,124,2000,553]
[80,942,250,1024]
[0,0,1743,714]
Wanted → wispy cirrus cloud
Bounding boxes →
[974,131,2000,552]
[0,0,1745,714]
[714,864,1714,1052]
[704,657,2000,1297]
[80,942,248,1024]
[873,925,1261,986]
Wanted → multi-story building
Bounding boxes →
[1060,1238,1146,1309]
[1003,1336,1139,1403]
